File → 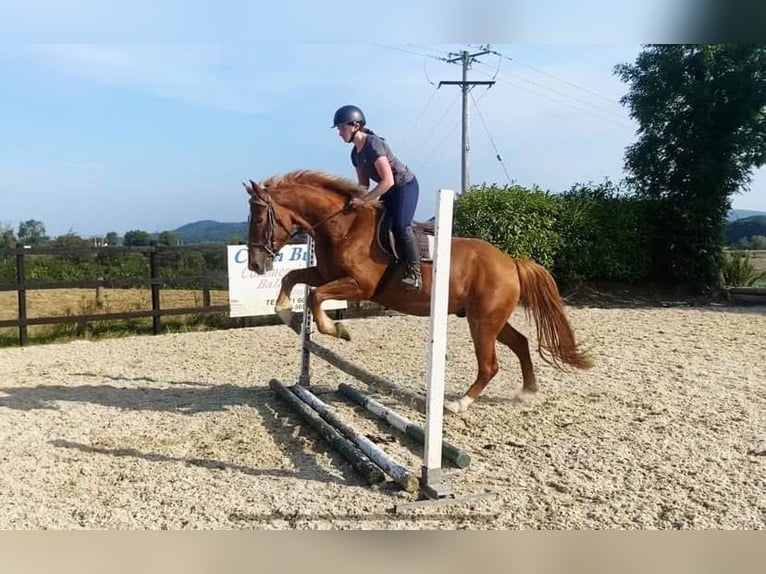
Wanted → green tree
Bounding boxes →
[157,231,180,246]
[736,234,766,250]
[0,223,17,248]
[18,219,49,246]
[51,233,91,249]
[105,231,121,246]
[50,232,93,264]
[123,229,152,246]
[615,44,766,282]
[0,224,17,282]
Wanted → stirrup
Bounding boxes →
[402,276,421,290]
[402,266,422,290]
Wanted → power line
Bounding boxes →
[472,67,634,129]
[397,86,441,155]
[405,44,453,58]
[491,50,619,105]
[470,89,513,186]
[413,117,462,174]
[406,91,462,166]
[413,84,492,175]
[422,56,437,86]
[372,44,446,61]
[474,59,626,121]
[487,51,503,80]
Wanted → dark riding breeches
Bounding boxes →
[382,177,419,260]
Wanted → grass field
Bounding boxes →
[0,288,232,345]
[0,287,230,319]
[749,250,766,273]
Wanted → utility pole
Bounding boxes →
[439,47,495,195]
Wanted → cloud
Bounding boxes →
[27,44,270,113]
[23,44,428,117]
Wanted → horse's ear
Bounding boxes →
[244,179,260,196]
[249,179,263,194]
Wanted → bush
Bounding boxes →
[720,252,766,287]
[453,183,561,269]
[554,181,652,282]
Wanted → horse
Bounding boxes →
[244,170,592,413]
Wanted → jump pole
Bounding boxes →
[292,385,419,492]
[269,378,385,486]
[337,382,471,469]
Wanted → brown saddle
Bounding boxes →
[376,210,435,262]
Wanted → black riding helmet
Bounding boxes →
[332,105,366,128]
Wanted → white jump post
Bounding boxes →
[298,236,314,387]
[421,188,455,499]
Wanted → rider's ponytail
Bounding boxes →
[362,127,383,140]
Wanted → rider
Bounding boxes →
[332,104,422,290]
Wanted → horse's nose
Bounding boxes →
[247,254,261,274]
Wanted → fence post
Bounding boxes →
[202,277,211,308]
[16,243,27,347]
[149,242,161,335]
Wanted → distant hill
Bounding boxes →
[725,215,766,244]
[172,220,247,244]
[728,208,766,222]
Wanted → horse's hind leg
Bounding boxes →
[497,324,538,393]
[444,316,501,414]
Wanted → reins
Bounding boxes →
[248,186,349,255]
[304,204,349,234]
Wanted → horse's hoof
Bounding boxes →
[444,400,462,414]
[336,322,351,341]
[276,308,293,326]
[445,396,473,414]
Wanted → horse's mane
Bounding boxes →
[263,170,366,199]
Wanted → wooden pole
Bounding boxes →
[269,379,385,486]
[338,383,471,469]
[15,243,27,347]
[292,385,419,492]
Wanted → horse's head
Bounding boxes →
[243,179,294,274]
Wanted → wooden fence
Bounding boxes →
[0,243,230,346]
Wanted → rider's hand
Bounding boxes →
[346,197,365,210]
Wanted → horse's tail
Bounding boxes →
[515,258,593,371]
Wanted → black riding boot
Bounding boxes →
[398,226,422,290]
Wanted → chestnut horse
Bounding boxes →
[245,170,592,413]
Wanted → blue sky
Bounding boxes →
[1,9,763,238]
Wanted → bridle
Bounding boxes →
[248,192,293,258]
[247,185,348,257]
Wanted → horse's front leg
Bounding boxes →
[309,276,371,341]
[274,267,324,325]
